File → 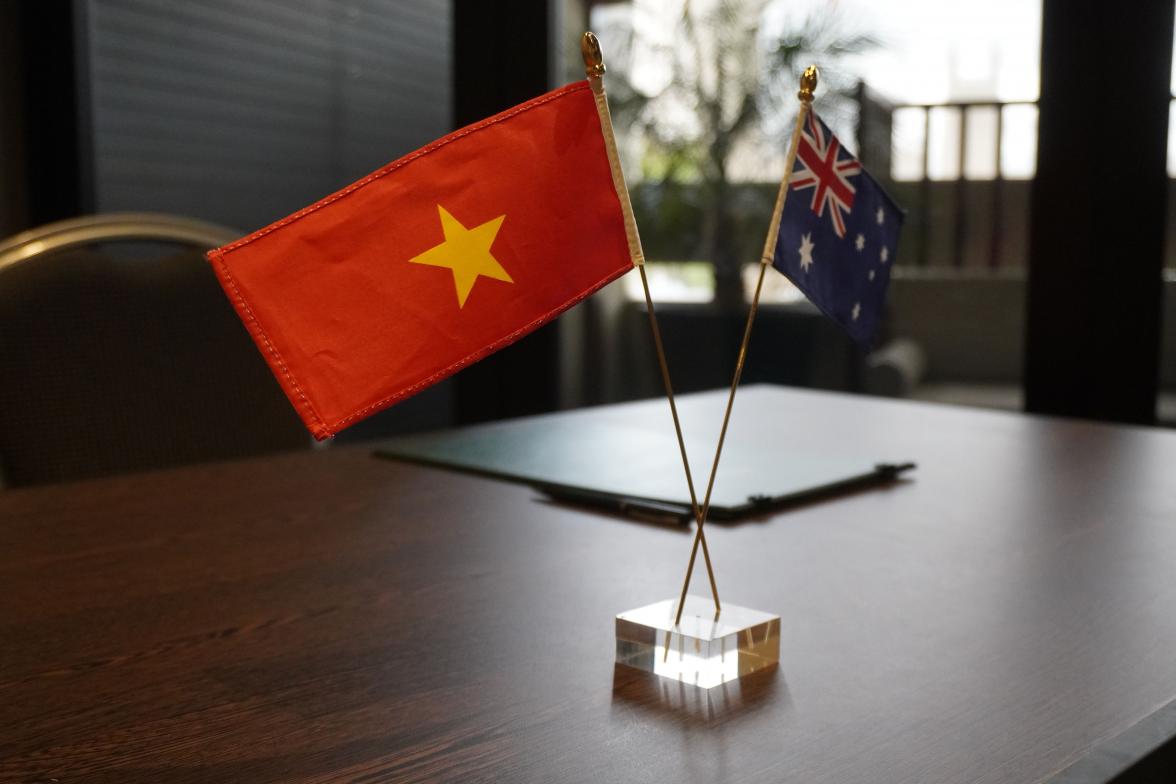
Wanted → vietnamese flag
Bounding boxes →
[208,81,636,439]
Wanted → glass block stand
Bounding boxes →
[615,595,780,689]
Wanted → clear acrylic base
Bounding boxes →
[615,595,780,689]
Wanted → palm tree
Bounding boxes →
[613,0,877,309]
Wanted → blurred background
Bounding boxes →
[1,0,1172,487]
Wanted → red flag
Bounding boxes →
[208,81,635,439]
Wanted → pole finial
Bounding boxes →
[581,31,606,77]
[798,65,819,103]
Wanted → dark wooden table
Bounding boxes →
[3,386,1176,783]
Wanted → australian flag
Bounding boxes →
[772,110,904,348]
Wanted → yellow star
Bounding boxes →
[408,205,512,308]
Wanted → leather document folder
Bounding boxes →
[375,387,914,523]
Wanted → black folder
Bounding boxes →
[375,389,914,523]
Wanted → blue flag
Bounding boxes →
[772,110,903,348]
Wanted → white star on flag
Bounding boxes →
[855,233,865,251]
[798,233,815,272]
[876,207,885,225]
[868,269,876,281]
[852,302,861,320]
[880,246,889,263]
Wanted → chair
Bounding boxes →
[0,213,310,488]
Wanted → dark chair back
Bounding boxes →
[0,213,310,487]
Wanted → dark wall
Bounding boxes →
[1025,1,1173,425]
[0,2,27,238]
[84,0,452,234]
[3,1,87,232]
[4,0,453,236]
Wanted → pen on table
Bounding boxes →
[537,485,693,526]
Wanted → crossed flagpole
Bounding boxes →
[581,33,819,630]
[667,65,819,629]
[582,33,721,616]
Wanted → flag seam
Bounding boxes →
[207,248,331,438]
[214,82,592,256]
[588,84,644,266]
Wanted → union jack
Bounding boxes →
[789,111,862,238]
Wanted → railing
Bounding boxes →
[856,85,1038,270]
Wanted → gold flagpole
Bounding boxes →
[581,32,721,615]
[670,65,819,629]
